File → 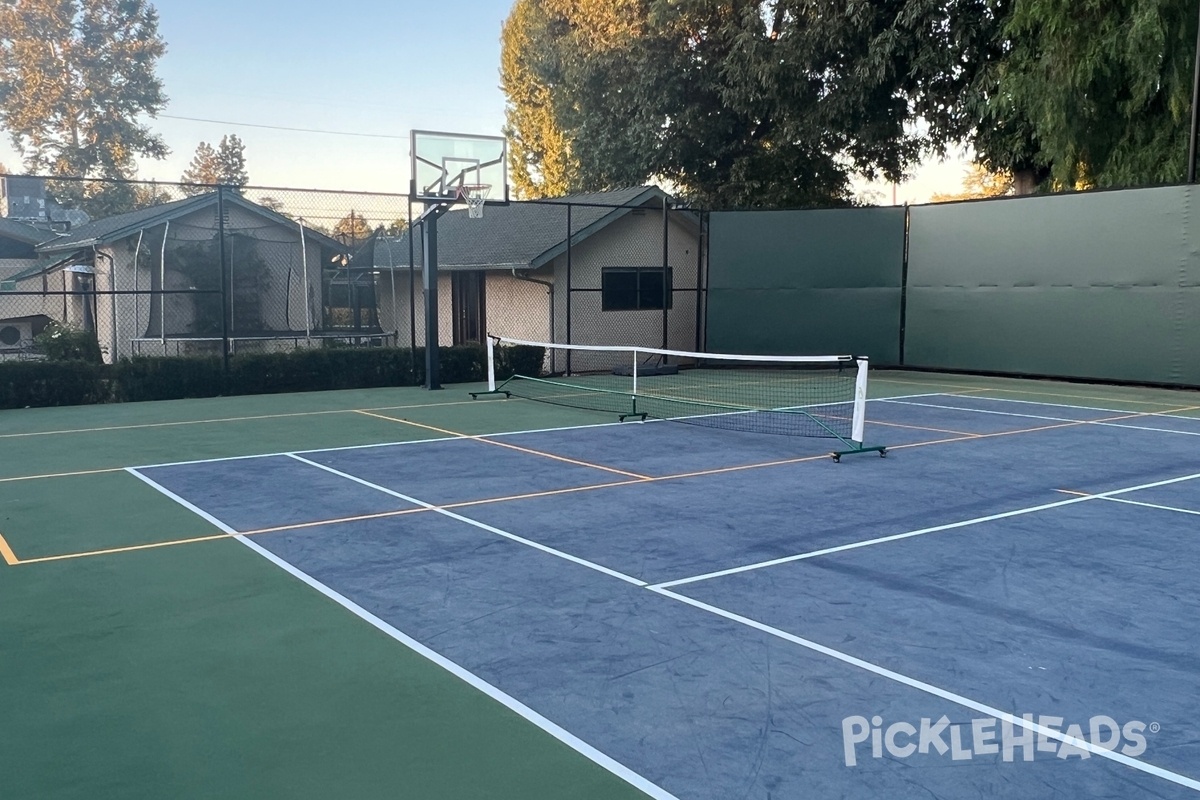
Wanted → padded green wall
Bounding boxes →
[905,185,1200,385]
[707,208,906,363]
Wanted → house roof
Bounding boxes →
[367,186,685,271]
[0,217,50,246]
[4,258,60,284]
[37,192,345,254]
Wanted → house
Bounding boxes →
[362,187,705,364]
[27,192,349,362]
[0,218,57,355]
[0,217,48,281]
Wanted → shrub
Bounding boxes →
[0,342,536,410]
[32,322,104,364]
[0,360,107,409]
[495,344,546,379]
[112,356,225,402]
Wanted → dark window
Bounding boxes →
[602,268,672,311]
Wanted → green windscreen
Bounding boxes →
[905,185,1200,385]
[706,207,905,363]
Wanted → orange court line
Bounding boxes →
[0,398,494,440]
[19,400,1195,566]
[823,412,979,438]
[887,404,1200,452]
[354,410,655,481]
[0,529,19,565]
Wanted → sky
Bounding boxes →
[0,0,967,203]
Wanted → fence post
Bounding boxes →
[661,195,669,351]
[422,206,445,390]
[694,211,705,352]
[565,203,572,375]
[899,203,911,367]
[217,185,231,373]
[408,197,417,374]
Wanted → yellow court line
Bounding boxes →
[0,530,19,565]
[0,467,126,484]
[16,534,231,565]
[0,398,494,440]
[18,401,1197,566]
[354,410,655,481]
[17,479,650,565]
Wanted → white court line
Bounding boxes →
[286,454,647,587]
[132,416,638,470]
[1091,496,1200,517]
[881,398,1200,437]
[126,467,241,530]
[945,392,1200,421]
[649,587,1200,794]
[127,466,678,800]
[129,448,1200,795]
[651,471,1200,590]
[131,390,949,472]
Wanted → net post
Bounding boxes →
[852,357,869,444]
[486,335,497,392]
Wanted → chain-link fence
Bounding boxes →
[0,176,709,370]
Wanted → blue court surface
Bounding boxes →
[133,393,1200,799]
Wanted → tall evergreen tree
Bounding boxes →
[180,141,219,190]
[215,134,248,189]
[0,0,168,179]
[180,135,249,193]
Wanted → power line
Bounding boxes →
[158,114,407,140]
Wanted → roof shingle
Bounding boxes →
[369,186,673,270]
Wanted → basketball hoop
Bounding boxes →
[456,183,491,219]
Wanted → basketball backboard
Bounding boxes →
[410,130,509,206]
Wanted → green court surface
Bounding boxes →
[1,372,1196,799]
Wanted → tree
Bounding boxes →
[501,0,1007,208]
[180,142,218,189]
[982,0,1196,191]
[215,134,248,188]
[332,211,372,242]
[180,135,249,194]
[0,0,168,179]
[501,0,581,198]
[930,164,1014,203]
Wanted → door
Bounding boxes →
[452,271,486,345]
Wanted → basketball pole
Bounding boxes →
[1189,0,1200,183]
[421,203,448,390]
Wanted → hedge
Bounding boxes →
[0,343,546,410]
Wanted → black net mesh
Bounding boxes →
[494,340,858,439]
